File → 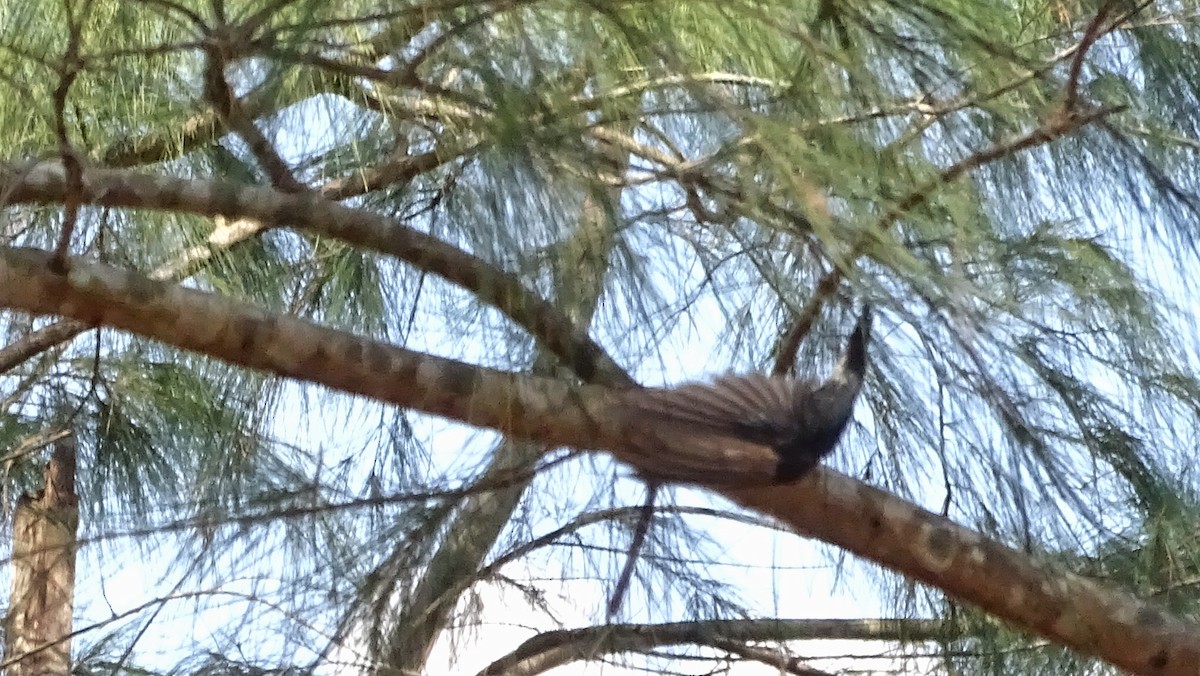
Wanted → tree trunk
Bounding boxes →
[3,434,79,676]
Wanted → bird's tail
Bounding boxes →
[835,304,872,383]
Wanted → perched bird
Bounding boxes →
[620,306,871,486]
[606,307,871,617]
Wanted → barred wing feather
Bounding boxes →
[619,307,870,485]
[626,375,815,440]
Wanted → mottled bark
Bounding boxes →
[724,476,1200,676]
[3,435,79,676]
[0,248,1197,674]
[0,216,265,375]
[0,246,630,461]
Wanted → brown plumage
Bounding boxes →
[606,308,871,618]
[621,307,870,485]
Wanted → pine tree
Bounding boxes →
[1,1,1200,674]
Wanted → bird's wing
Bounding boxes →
[623,423,782,486]
[624,374,816,440]
[618,308,871,485]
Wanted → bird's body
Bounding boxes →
[606,308,871,617]
[619,308,870,486]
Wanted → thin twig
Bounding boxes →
[48,0,85,273]
[770,100,1121,375]
[202,26,305,192]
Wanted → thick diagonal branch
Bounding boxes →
[0,247,630,461]
[0,216,264,374]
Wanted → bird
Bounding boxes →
[620,306,871,485]
[605,306,871,617]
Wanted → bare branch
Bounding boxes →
[0,216,265,375]
[201,35,305,192]
[48,3,84,273]
[476,618,947,676]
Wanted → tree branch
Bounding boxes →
[0,215,265,375]
[0,162,632,387]
[476,618,947,676]
[201,41,305,193]
[0,247,628,460]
